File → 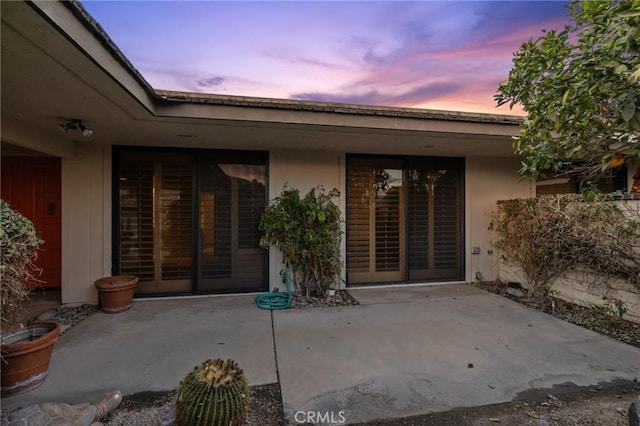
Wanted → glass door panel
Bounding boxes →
[407,159,463,281]
[374,168,403,280]
[347,158,404,283]
[118,152,192,294]
[198,158,267,292]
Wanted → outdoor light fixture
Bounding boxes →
[58,119,93,137]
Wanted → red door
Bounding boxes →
[1,157,62,288]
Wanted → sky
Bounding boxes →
[82,1,570,115]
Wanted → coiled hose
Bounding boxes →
[255,264,292,310]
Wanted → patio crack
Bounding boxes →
[270,310,281,386]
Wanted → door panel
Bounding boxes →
[198,159,267,292]
[33,161,62,287]
[1,157,61,288]
[374,168,403,280]
[347,159,404,283]
[158,158,193,288]
[407,161,463,281]
[118,152,192,294]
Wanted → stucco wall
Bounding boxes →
[501,264,640,324]
[498,200,640,323]
[268,150,346,291]
[61,144,111,304]
[549,269,640,323]
[466,157,533,283]
[267,153,532,291]
[57,147,536,300]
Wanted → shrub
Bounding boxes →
[0,200,43,329]
[259,185,342,297]
[491,194,640,296]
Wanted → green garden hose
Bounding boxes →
[255,264,292,310]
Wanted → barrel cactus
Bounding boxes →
[176,358,250,426]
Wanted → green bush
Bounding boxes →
[259,185,342,297]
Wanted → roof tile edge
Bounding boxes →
[156,90,524,124]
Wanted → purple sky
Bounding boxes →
[83,1,570,115]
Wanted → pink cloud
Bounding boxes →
[83,1,570,114]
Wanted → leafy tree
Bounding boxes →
[496,0,640,179]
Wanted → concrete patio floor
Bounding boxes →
[3,284,639,425]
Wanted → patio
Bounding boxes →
[2,284,639,424]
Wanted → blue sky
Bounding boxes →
[83,1,570,114]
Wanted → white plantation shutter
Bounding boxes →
[118,152,192,294]
[346,166,371,273]
[159,158,193,281]
[375,184,401,272]
[119,159,155,282]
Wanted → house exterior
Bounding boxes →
[2,0,536,304]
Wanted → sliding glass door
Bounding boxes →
[116,149,267,295]
[346,156,463,285]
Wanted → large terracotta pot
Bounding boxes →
[1,321,61,397]
[94,275,139,314]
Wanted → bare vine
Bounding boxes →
[491,194,640,296]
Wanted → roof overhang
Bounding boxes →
[1,0,523,158]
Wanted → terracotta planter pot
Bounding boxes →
[1,321,61,397]
[94,275,139,314]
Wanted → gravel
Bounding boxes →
[103,384,284,426]
[36,304,98,334]
[289,290,360,309]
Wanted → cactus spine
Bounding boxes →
[176,358,250,426]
